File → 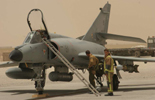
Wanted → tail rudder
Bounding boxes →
[82,2,111,45]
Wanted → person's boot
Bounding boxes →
[105,92,113,96]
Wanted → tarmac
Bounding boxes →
[1,61,155,100]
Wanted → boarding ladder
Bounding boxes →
[42,38,101,96]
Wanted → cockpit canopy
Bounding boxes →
[23,30,42,44]
[25,9,50,44]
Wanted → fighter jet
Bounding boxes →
[1,2,155,95]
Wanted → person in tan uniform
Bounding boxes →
[104,48,114,96]
[85,50,99,88]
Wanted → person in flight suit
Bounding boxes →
[104,48,114,96]
[85,50,99,88]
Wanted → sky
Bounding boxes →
[0,0,155,47]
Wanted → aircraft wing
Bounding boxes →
[78,52,155,62]
[96,33,146,43]
[0,61,18,68]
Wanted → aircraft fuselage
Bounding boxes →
[10,33,105,69]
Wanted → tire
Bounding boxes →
[38,91,43,95]
[113,74,119,90]
[35,81,45,95]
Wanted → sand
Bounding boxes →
[1,44,155,99]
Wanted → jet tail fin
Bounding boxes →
[82,2,111,45]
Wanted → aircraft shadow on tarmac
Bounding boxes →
[0,88,99,100]
[119,83,155,87]
[1,83,155,99]
[118,83,155,92]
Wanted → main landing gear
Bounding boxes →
[113,74,120,90]
[95,74,120,90]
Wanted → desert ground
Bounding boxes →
[1,44,155,100]
[1,61,155,100]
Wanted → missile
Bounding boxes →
[115,65,123,70]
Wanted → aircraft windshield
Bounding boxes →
[30,31,42,43]
[23,31,42,44]
[24,32,34,43]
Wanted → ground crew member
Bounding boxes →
[104,48,114,96]
[85,50,99,88]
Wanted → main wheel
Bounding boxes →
[113,74,120,90]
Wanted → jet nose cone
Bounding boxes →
[9,50,23,61]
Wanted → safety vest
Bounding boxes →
[104,55,114,73]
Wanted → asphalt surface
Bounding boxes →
[1,61,155,100]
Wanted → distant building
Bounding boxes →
[0,47,13,61]
[2,52,10,61]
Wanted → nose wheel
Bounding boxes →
[32,66,46,95]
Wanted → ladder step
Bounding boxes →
[42,38,101,96]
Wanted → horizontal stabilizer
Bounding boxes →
[78,52,155,62]
[97,32,146,43]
